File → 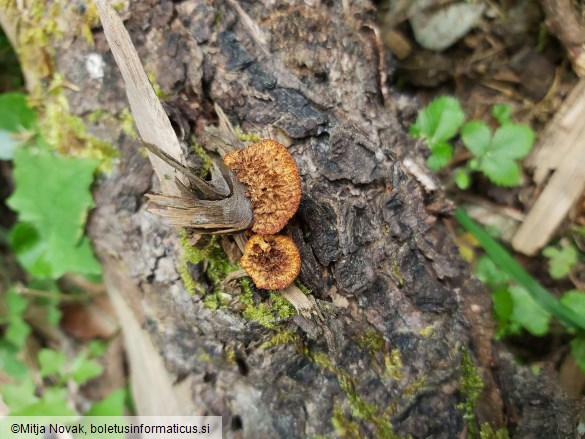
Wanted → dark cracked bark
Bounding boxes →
[43,0,577,437]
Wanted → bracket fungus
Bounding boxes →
[224,140,302,234]
[240,234,301,290]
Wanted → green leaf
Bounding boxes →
[12,387,75,416]
[6,288,28,316]
[492,104,512,125]
[70,354,103,385]
[509,286,550,336]
[88,340,108,358]
[475,256,509,288]
[461,121,491,156]
[410,96,465,144]
[0,340,28,378]
[492,287,513,320]
[0,92,36,133]
[85,388,127,416]
[480,156,521,187]
[560,290,585,317]
[38,348,67,377]
[571,336,585,372]
[490,124,535,159]
[5,318,30,348]
[7,148,101,278]
[454,168,471,189]
[0,379,38,413]
[426,141,453,170]
[542,245,578,279]
[8,222,52,278]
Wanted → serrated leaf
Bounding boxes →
[0,340,28,378]
[461,121,491,156]
[6,288,28,316]
[6,318,31,348]
[38,348,67,377]
[509,286,550,336]
[560,290,585,316]
[426,141,453,170]
[7,149,101,278]
[411,96,465,144]
[571,336,585,372]
[542,245,578,279]
[8,222,53,278]
[0,92,36,133]
[492,104,512,125]
[480,156,520,186]
[490,124,535,159]
[70,354,103,385]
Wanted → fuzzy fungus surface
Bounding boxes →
[240,234,301,290]
[224,140,302,234]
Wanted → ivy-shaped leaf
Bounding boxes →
[7,148,102,278]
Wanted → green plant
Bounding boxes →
[0,91,127,416]
[542,243,579,279]
[410,98,535,188]
[456,209,585,371]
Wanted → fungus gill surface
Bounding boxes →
[240,234,301,290]
[224,140,302,234]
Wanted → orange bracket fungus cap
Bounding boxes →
[224,140,302,234]
[240,234,301,290]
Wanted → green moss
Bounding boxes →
[309,351,400,439]
[332,405,363,439]
[260,330,300,349]
[480,423,510,439]
[384,349,403,381]
[419,325,434,338]
[41,76,119,170]
[192,142,213,178]
[457,348,484,439]
[235,126,261,143]
[358,329,385,353]
[147,72,170,99]
[224,348,237,365]
[238,279,295,329]
[178,231,239,295]
[295,281,313,296]
[118,108,138,139]
[356,329,404,381]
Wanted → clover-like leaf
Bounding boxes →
[461,121,491,157]
[410,96,465,145]
[543,245,578,279]
[490,124,535,159]
[480,155,521,187]
[426,141,453,170]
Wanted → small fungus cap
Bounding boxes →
[224,140,302,234]
[240,234,301,290]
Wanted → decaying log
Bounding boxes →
[7,0,577,437]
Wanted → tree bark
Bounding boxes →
[30,0,577,437]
